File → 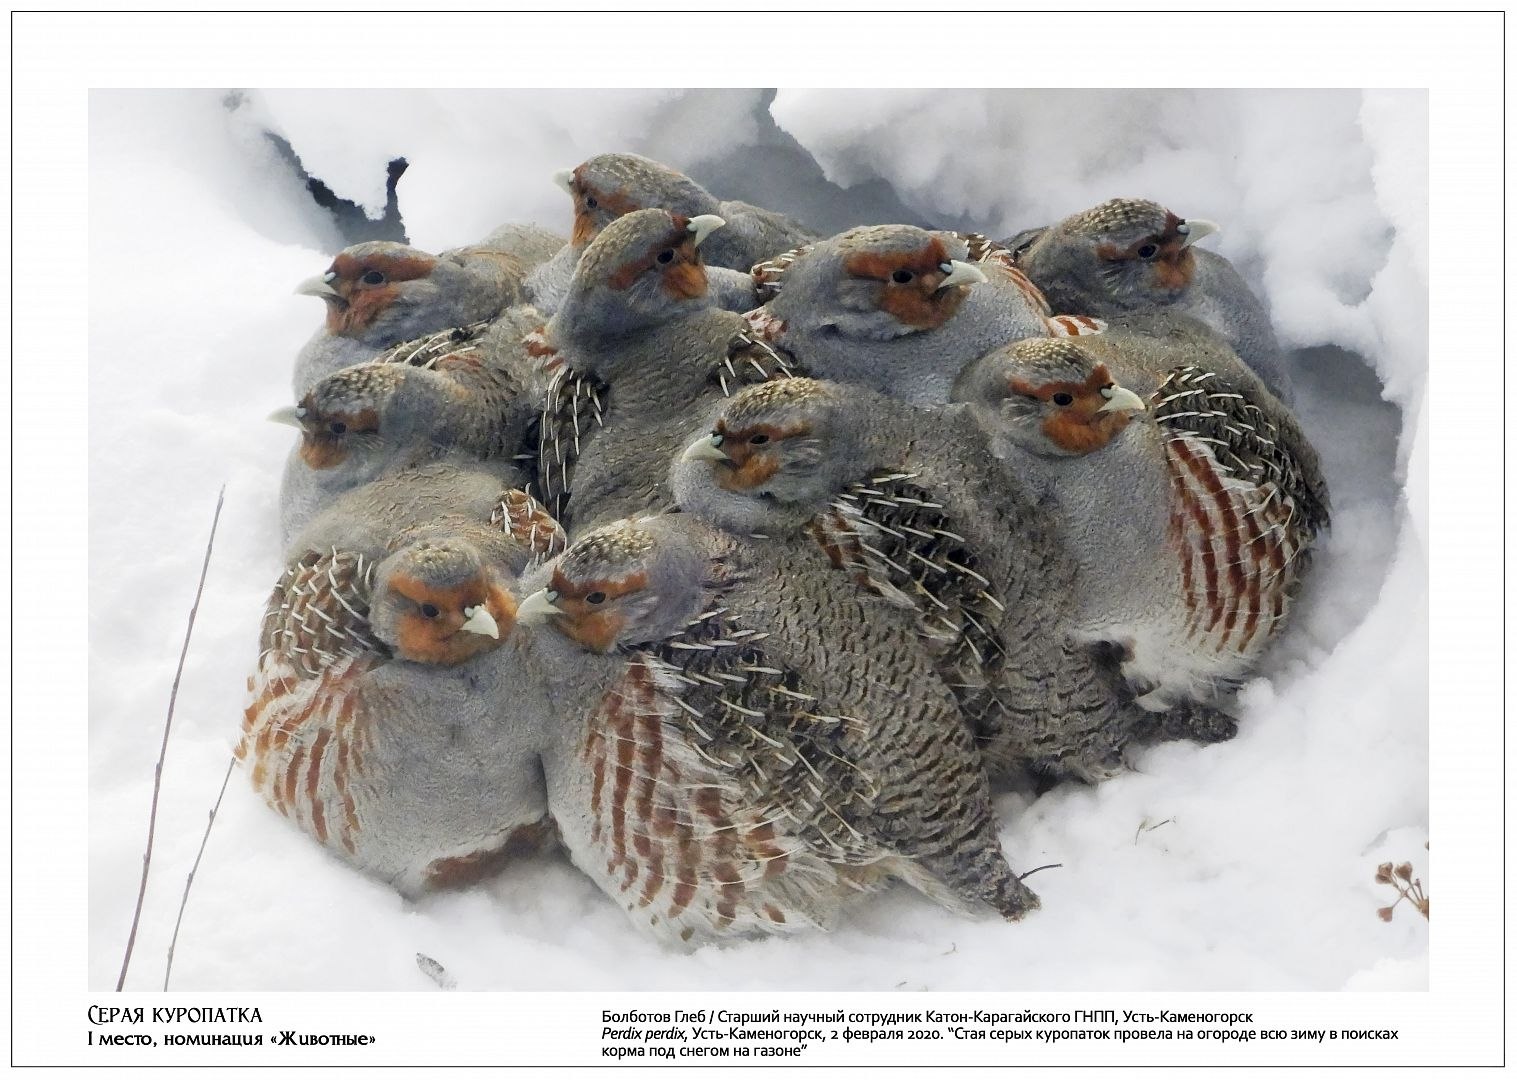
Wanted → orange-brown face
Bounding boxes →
[843,237,968,329]
[387,575,516,664]
[1094,211,1196,291]
[709,420,810,491]
[1009,363,1139,454]
[569,166,643,246]
[606,222,708,300]
[543,567,649,653]
[323,251,439,335]
[296,407,380,469]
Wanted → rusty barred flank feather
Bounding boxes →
[576,645,836,937]
[243,551,384,853]
[492,489,567,567]
[1151,366,1329,656]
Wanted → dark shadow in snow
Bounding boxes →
[260,128,410,249]
[684,90,940,237]
[1264,344,1406,668]
[1287,344,1404,510]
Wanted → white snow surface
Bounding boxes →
[89,89,1427,992]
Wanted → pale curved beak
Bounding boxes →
[687,214,726,249]
[681,433,731,463]
[552,168,575,194]
[295,273,341,300]
[460,605,501,639]
[516,589,563,625]
[1176,218,1220,248]
[937,259,988,291]
[267,405,307,427]
[1097,384,1148,414]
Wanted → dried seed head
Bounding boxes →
[1395,862,1413,882]
[1377,906,1395,923]
[1374,863,1394,885]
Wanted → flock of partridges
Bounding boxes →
[239,153,1328,947]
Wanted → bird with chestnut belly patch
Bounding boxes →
[1095,211,1197,293]
[843,237,969,330]
[531,568,649,654]
[321,250,441,336]
[1009,363,1145,455]
[606,222,709,300]
[385,571,517,665]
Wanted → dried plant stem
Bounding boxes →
[163,754,237,991]
[115,486,226,992]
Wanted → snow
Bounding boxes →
[89,88,1426,992]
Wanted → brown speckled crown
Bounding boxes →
[1000,337,1102,381]
[303,363,407,413]
[388,540,487,590]
[719,377,836,426]
[578,153,690,196]
[1065,198,1172,235]
[556,522,658,582]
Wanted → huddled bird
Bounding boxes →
[244,154,1325,942]
[518,207,792,533]
[291,237,546,396]
[1004,197,1292,401]
[953,331,1327,713]
[514,514,1039,944]
[272,304,546,544]
[742,224,1103,405]
[528,152,817,316]
[239,475,565,896]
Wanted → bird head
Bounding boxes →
[369,538,517,665]
[671,378,860,535]
[294,242,453,340]
[294,240,509,345]
[1019,198,1220,308]
[516,517,705,653]
[270,362,458,472]
[952,338,1148,458]
[554,153,718,248]
[769,225,988,340]
[551,207,723,340]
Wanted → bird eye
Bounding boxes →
[656,249,675,265]
[1137,244,1159,260]
[420,603,440,619]
[585,591,607,605]
[1052,392,1075,407]
[585,196,599,210]
[748,433,770,445]
[891,269,914,284]
[329,421,347,435]
[361,270,386,285]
